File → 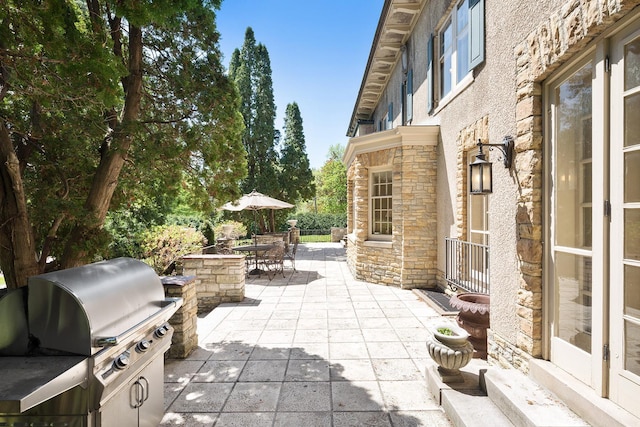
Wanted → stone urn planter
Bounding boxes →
[449,292,490,359]
[287,219,298,228]
[221,224,234,238]
[426,324,474,383]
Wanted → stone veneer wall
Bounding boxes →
[455,116,489,241]
[346,144,438,288]
[163,276,198,359]
[181,254,245,314]
[398,144,439,287]
[488,0,640,370]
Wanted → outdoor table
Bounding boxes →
[233,243,277,275]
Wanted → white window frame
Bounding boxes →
[369,168,393,241]
[430,0,484,112]
[439,0,471,99]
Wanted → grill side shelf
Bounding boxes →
[0,356,88,413]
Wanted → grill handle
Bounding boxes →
[93,297,182,347]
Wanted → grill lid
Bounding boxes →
[0,257,175,357]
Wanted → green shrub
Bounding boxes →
[284,212,346,231]
[141,225,206,274]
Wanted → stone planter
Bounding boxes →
[449,292,490,359]
[222,224,234,238]
[287,219,298,228]
[426,324,474,383]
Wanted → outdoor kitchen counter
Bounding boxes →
[0,356,88,413]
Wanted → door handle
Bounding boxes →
[138,376,150,403]
[132,377,148,408]
[131,380,143,408]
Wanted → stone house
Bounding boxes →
[344,0,640,424]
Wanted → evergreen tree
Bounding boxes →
[228,28,282,231]
[279,102,315,203]
[0,0,246,288]
[229,28,278,196]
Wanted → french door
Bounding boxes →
[548,16,640,417]
[608,22,640,416]
[548,54,605,393]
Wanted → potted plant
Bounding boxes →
[426,323,474,382]
[449,292,490,358]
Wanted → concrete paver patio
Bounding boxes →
[161,243,453,426]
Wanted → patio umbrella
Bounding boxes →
[221,190,294,212]
[221,190,294,241]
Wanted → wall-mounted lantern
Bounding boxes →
[469,136,514,195]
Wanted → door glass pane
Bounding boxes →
[624,92,640,148]
[471,196,485,230]
[625,151,640,202]
[625,265,640,318]
[625,209,640,261]
[555,252,592,353]
[624,321,640,376]
[624,37,640,90]
[555,62,593,248]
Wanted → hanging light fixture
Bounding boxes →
[469,136,514,195]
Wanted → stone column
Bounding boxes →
[289,227,300,244]
[162,275,198,359]
[182,254,245,314]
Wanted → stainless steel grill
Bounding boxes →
[0,257,182,427]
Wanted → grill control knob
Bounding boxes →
[154,325,169,338]
[136,340,151,353]
[113,354,130,370]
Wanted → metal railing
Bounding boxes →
[445,237,490,294]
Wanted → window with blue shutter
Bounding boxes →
[469,0,485,69]
[387,102,393,129]
[407,69,413,122]
[427,34,434,113]
[436,0,484,100]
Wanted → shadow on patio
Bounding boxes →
[162,243,452,426]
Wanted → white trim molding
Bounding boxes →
[343,125,440,168]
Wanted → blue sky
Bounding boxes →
[215,0,384,169]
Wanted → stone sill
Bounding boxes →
[363,240,393,249]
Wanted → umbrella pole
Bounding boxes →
[250,209,260,275]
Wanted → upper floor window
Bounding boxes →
[370,170,393,238]
[429,0,484,110]
[440,0,470,98]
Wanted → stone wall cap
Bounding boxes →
[161,275,197,287]
[182,254,244,260]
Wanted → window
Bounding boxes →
[406,69,413,123]
[371,170,393,238]
[440,1,469,98]
[387,102,393,129]
[429,0,484,106]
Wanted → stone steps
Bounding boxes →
[425,359,589,427]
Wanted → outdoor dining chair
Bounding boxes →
[260,240,285,280]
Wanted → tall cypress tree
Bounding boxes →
[228,28,280,231]
[229,28,278,196]
[279,102,315,204]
